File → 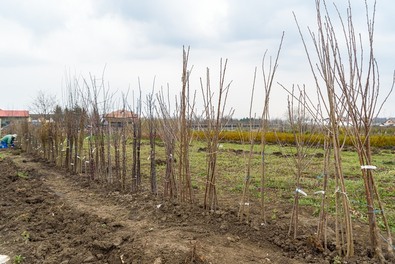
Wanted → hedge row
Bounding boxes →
[193,130,395,148]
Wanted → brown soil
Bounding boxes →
[0,150,391,263]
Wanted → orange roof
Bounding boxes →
[0,109,29,118]
[105,110,138,119]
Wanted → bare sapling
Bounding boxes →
[296,0,394,260]
[75,107,86,174]
[108,113,115,183]
[281,79,331,249]
[316,129,331,250]
[79,81,97,179]
[330,1,394,260]
[88,95,101,180]
[71,107,83,174]
[99,78,110,182]
[156,85,178,199]
[146,79,157,195]
[100,74,116,183]
[131,87,142,193]
[238,67,259,223]
[68,80,83,174]
[294,1,355,257]
[121,119,127,191]
[120,94,130,191]
[177,46,195,203]
[19,120,31,153]
[83,73,107,182]
[52,105,64,166]
[81,73,109,181]
[200,59,233,211]
[64,109,73,172]
[38,121,50,160]
[109,103,128,190]
[48,121,55,163]
[113,119,121,185]
[281,86,321,239]
[64,76,83,174]
[260,32,284,223]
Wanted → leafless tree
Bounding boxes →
[282,86,321,239]
[30,90,58,162]
[200,59,233,211]
[295,2,353,257]
[30,90,57,119]
[177,46,195,203]
[146,78,157,195]
[330,1,394,260]
[295,0,394,260]
[259,32,284,223]
[120,94,130,191]
[131,86,142,193]
[157,86,178,199]
[238,68,259,223]
[238,33,284,223]
[317,129,331,250]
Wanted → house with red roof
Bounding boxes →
[103,109,138,127]
[0,109,30,131]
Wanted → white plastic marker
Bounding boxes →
[361,165,377,170]
[314,190,325,195]
[0,255,10,264]
[296,188,307,196]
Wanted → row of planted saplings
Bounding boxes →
[17,109,144,192]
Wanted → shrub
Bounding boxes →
[193,130,395,148]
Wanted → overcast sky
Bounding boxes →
[0,0,394,118]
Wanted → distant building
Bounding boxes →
[381,119,395,127]
[29,114,54,124]
[103,110,138,127]
[0,109,30,131]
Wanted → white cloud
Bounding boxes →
[0,0,393,118]
[0,18,35,65]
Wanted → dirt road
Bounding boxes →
[0,152,308,263]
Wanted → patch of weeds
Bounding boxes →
[13,254,25,264]
[271,209,278,220]
[332,255,342,264]
[191,182,200,190]
[298,196,319,207]
[230,184,243,192]
[16,171,28,179]
[21,230,30,243]
[312,207,320,217]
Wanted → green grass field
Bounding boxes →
[137,137,395,233]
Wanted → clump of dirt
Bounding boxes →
[0,151,392,263]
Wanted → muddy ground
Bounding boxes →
[0,150,391,263]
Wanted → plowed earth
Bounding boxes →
[0,150,390,263]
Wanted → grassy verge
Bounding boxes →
[139,138,395,233]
